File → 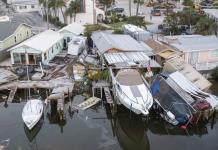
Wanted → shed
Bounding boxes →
[144,38,181,65]
[123,24,151,41]
[9,30,64,65]
[91,32,150,54]
[58,22,85,43]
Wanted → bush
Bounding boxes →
[127,16,147,28]
[212,67,218,80]
[113,28,124,34]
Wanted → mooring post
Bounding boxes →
[100,87,102,98]
[92,87,94,97]
[68,87,70,101]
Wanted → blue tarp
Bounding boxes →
[150,80,160,96]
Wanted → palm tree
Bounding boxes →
[65,0,81,23]
[56,0,67,24]
[39,0,47,15]
[134,0,144,16]
[48,0,58,18]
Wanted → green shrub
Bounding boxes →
[212,66,218,80]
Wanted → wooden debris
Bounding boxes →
[7,86,17,102]
[77,97,101,110]
[0,68,18,85]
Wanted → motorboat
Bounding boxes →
[22,99,44,130]
[110,69,153,115]
[150,74,196,126]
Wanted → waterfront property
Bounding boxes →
[0,21,32,51]
[91,32,160,68]
[11,0,40,13]
[9,30,64,65]
[162,35,218,75]
[58,23,85,44]
[144,38,182,66]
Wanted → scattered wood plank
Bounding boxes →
[77,97,101,110]
[7,86,17,102]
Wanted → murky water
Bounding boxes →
[0,85,218,150]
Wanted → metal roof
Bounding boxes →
[103,52,161,68]
[58,23,85,35]
[163,35,218,52]
[204,9,218,19]
[10,30,63,52]
[0,21,31,41]
[91,32,150,54]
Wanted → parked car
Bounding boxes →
[151,9,161,16]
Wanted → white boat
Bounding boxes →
[22,99,44,130]
[110,69,153,115]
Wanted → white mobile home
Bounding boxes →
[9,30,64,65]
[12,0,40,13]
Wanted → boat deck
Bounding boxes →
[116,69,143,86]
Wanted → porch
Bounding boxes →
[12,52,42,65]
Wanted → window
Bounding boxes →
[13,53,21,64]
[19,6,27,9]
[44,52,47,60]
[210,50,218,58]
[51,47,54,54]
[27,31,29,36]
[31,5,35,8]
[14,36,16,43]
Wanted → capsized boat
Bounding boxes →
[150,74,196,125]
[110,69,153,115]
[22,99,44,130]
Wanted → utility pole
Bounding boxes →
[129,0,132,16]
[46,0,49,29]
[93,0,95,24]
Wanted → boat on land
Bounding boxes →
[110,69,153,116]
[22,99,44,130]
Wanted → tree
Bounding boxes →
[56,0,67,24]
[65,0,81,23]
[133,0,144,16]
[39,0,48,16]
[183,0,194,7]
[127,16,147,28]
[99,0,113,13]
[163,13,180,35]
[196,17,218,35]
[212,66,218,80]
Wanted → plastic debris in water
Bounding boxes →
[0,139,10,150]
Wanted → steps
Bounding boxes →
[104,87,113,104]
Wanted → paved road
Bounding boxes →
[0,0,56,33]
[115,0,164,33]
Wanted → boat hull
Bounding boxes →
[113,86,152,116]
[22,99,44,130]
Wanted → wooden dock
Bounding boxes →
[92,80,110,98]
[57,93,64,111]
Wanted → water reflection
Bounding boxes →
[46,101,67,133]
[112,107,150,150]
[24,116,44,142]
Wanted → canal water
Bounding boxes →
[0,84,218,150]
